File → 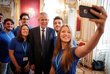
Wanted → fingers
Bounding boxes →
[90,5,107,19]
[24,65,30,72]
[31,64,35,70]
[92,5,107,17]
[89,19,103,24]
[89,5,107,26]
[90,9,102,19]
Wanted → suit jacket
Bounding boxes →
[29,26,55,68]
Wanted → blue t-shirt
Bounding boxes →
[52,47,79,74]
[9,37,30,66]
[0,31,15,63]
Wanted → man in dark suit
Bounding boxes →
[29,12,55,74]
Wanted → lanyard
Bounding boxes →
[55,51,62,69]
[22,42,27,56]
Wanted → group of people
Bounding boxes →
[0,5,107,74]
[0,13,32,74]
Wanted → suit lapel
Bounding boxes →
[35,26,42,48]
[46,27,49,42]
[38,27,42,47]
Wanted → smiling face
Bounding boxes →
[53,19,63,32]
[38,12,49,29]
[60,26,71,43]
[21,25,29,37]
[4,21,14,31]
[21,15,29,25]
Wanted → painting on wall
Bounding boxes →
[20,0,40,27]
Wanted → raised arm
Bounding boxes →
[75,5,107,58]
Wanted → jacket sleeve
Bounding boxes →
[29,29,35,65]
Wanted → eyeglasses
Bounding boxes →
[0,16,3,18]
[6,23,13,25]
[22,18,29,20]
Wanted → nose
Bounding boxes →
[57,22,60,25]
[64,32,69,36]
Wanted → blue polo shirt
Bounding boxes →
[0,31,15,63]
[52,47,79,74]
[9,37,30,66]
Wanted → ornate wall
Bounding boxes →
[0,0,20,27]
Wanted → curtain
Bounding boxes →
[94,0,110,74]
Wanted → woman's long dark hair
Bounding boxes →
[53,25,74,73]
[17,24,30,42]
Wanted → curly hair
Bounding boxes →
[17,24,30,42]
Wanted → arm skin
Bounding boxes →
[75,5,107,58]
[50,65,55,74]
[9,50,21,73]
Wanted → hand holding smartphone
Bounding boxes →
[79,5,100,19]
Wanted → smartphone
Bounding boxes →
[79,5,100,19]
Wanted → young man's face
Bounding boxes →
[4,21,14,31]
[53,19,63,32]
[21,15,29,25]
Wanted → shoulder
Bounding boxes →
[28,25,33,29]
[31,26,39,31]
[15,26,20,30]
[29,26,40,36]
[71,47,80,59]
[71,47,77,53]
[72,47,77,50]
[47,27,55,33]
[47,27,54,31]
[9,38,18,46]
[11,37,17,42]
[0,31,3,35]
[0,31,6,37]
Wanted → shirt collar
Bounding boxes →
[40,26,46,31]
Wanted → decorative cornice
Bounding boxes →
[66,0,78,8]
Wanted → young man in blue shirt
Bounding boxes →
[14,13,32,36]
[0,18,15,74]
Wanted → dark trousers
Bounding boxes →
[35,66,50,74]
[35,60,51,74]
[10,62,29,74]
